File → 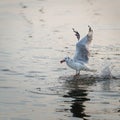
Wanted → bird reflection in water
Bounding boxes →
[64,89,90,120]
[62,76,94,120]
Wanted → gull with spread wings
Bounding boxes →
[60,26,96,76]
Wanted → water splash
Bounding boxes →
[100,62,114,79]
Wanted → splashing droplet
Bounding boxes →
[101,64,113,79]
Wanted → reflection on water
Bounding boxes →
[64,89,90,119]
[61,76,94,119]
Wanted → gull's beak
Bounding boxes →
[60,59,65,64]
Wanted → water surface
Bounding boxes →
[0,0,120,120]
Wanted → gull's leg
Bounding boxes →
[76,71,79,75]
[74,70,78,77]
[74,71,80,78]
[76,70,78,75]
[77,70,80,75]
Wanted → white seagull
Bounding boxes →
[60,26,96,76]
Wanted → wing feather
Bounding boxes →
[73,30,93,63]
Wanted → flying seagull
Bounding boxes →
[60,26,96,76]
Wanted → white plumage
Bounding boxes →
[60,26,96,75]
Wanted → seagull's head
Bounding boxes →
[60,57,71,63]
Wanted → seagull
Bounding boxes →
[60,26,96,76]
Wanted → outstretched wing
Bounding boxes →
[73,28,93,63]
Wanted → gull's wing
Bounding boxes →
[73,28,93,63]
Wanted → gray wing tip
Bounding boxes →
[88,25,93,32]
[72,28,80,40]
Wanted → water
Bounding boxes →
[0,0,120,120]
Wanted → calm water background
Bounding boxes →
[0,0,120,120]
